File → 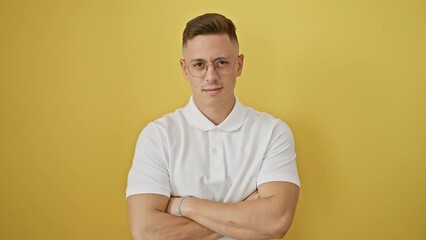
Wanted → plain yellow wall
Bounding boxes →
[1,0,425,239]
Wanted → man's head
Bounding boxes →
[182,13,239,50]
[180,13,244,116]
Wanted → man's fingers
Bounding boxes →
[166,197,180,215]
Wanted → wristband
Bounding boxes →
[177,196,189,217]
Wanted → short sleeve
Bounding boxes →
[257,121,300,188]
[126,122,171,198]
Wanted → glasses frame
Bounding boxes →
[183,58,238,78]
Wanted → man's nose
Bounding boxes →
[204,64,220,82]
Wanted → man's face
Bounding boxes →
[180,34,244,110]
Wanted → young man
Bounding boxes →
[126,13,300,240]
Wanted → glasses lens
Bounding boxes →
[187,59,235,78]
[188,61,205,77]
[215,59,233,75]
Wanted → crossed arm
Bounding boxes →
[127,193,221,240]
[127,181,299,240]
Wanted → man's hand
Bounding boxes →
[243,190,259,201]
[127,194,222,240]
[176,182,299,240]
[157,183,298,240]
[166,196,184,216]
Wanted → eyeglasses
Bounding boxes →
[184,58,237,78]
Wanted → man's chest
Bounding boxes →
[166,128,270,202]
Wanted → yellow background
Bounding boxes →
[1,0,425,239]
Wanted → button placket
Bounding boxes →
[209,128,224,177]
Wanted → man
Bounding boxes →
[126,13,300,240]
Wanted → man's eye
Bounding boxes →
[216,60,230,67]
[192,62,205,68]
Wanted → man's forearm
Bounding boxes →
[127,194,222,240]
[168,182,299,240]
[130,210,221,240]
[183,197,288,240]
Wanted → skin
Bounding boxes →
[180,34,244,125]
[167,182,299,240]
[127,191,260,240]
[127,33,300,240]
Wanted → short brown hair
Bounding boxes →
[182,13,239,47]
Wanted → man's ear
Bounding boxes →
[180,59,189,80]
[236,54,244,77]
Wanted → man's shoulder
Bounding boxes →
[143,107,187,132]
[242,106,294,138]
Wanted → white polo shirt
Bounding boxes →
[126,96,300,203]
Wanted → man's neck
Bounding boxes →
[194,97,236,126]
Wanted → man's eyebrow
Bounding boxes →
[215,56,232,61]
[189,58,206,62]
[189,56,231,62]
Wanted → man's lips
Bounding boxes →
[203,86,223,95]
[203,86,223,92]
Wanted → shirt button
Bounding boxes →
[212,148,218,154]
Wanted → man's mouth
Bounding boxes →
[203,86,223,95]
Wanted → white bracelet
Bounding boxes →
[177,196,189,217]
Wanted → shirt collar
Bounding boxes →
[183,96,247,132]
